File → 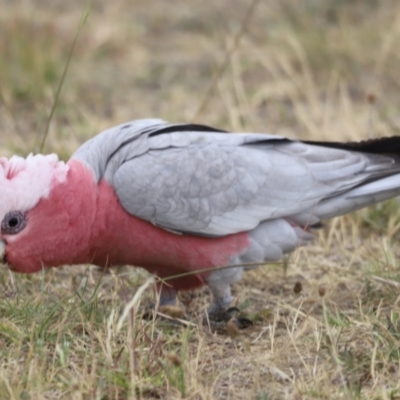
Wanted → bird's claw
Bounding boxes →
[204,306,239,323]
[235,316,253,329]
[203,306,253,332]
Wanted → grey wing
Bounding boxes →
[112,130,400,236]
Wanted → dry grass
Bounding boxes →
[1,0,400,398]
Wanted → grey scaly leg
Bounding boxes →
[205,264,243,322]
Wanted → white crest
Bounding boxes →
[0,154,70,222]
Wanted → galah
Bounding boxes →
[1,118,400,320]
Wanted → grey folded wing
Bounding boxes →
[84,121,400,237]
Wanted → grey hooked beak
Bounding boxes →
[0,240,5,263]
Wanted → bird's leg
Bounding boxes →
[156,284,191,321]
[143,283,179,321]
[157,283,177,307]
[205,280,235,322]
[204,265,243,322]
[204,268,253,330]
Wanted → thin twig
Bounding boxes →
[39,5,91,153]
[191,0,261,121]
[369,275,400,289]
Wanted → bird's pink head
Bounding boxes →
[0,154,69,221]
[0,155,96,273]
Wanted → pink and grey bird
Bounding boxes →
[1,119,400,318]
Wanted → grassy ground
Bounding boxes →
[1,0,400,398]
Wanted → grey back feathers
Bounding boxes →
[71,119,400,238]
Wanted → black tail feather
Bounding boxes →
[304,136,400,155]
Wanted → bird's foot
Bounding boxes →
[203,305,253,332]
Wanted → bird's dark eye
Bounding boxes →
[1,211,28,235]
[8,217,19,227]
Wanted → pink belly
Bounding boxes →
[90,180,250,290]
